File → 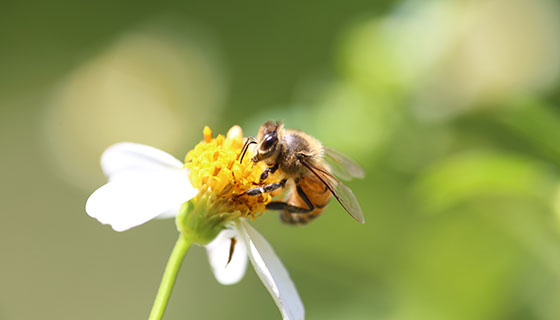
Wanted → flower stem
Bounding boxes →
[149,236,192,320]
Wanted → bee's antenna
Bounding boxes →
[239,136,257,163]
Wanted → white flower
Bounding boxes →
[86,142,304,320]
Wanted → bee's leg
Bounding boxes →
[266,185,315,213]
[246,178,287,196]
[259,163,279,183]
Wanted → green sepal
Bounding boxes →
[176,196,229,245]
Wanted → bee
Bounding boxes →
[240,121,365,224]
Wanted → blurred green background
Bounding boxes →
[3,0,560,319]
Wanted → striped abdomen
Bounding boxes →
[280,174,331,225]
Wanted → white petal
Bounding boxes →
[205,228,248,285]
[86,168,198,231]
[236,220,304,320]
[101,142,184,179]
[154,205,182,220]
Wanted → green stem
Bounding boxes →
[148,236,192,320]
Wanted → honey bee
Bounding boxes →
[240,121,365,224]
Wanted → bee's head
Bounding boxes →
[253,121,283,164]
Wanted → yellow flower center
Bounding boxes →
[184,125,273,219]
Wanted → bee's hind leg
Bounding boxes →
[266,185,315,213]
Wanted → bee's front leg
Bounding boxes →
[259,163,279,183]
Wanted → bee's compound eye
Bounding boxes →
[261,134,277,150]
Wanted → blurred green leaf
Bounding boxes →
[393,209,524,320]
[497,99,560,167]
[414,150,557,213]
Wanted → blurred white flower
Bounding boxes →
[86,141,304,320]
[342,0,560,119]
[45,25,227,190]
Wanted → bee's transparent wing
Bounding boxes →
[323,146,365,181]
[302,160,365,224]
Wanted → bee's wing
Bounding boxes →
[323,146,365,180]
[302,160,365,224]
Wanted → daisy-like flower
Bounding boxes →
[86,126,304,320]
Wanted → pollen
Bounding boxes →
[203,126,213,143]
[184,125,274,219]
